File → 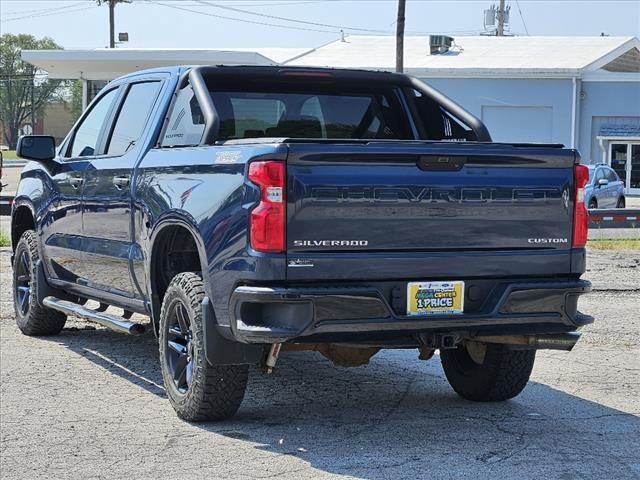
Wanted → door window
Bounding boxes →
[107,81,161,156]
[610,143,628,185]
[631,145,640,190]
[68,88,119,158]
[605,168,618,182]
[595,168,605,184]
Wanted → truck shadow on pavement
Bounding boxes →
[51,325,640,479]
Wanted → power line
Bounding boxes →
[204,1,324,6]
[1,0,484,38]
[515,0,530,36]
[193,0,388,33]
[174,0,481,37]
[148,0,341,34]
[1,4,96,23]
[1,2,83,18]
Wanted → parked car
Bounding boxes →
[584,164,626,209]
[11,66,592,421]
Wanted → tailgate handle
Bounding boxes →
[417,155,466,171]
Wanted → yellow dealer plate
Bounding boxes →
[407,281,465,316]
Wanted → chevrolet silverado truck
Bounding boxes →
[11,66,592,421]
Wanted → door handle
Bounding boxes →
[69,176,83,189]
[112,175,131,190]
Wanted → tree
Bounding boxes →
[69,80,83,121]
[0,34,66,148]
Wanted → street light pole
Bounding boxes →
[396,0,406,73]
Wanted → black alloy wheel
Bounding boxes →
[165,299,195,394]
[13,230,66,336]
[158,272,249,421]
[14,248,32,317]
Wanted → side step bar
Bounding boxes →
[43,297,145,335]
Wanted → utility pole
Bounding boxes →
[109,0,115,48]
[97,0,123,48]
[496,0,506,36]
[396,0,406,73]
[31,76,35,132]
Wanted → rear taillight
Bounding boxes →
[572,164,589,247]
[248,161,285,252]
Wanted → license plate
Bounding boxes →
[407,281,465,316]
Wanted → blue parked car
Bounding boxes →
[584,164,626,209]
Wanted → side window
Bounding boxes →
[161,85,205,147]
[68,88,119,158]
[107,81,161,156]
[606,168,618,182]
[595,168,605,183]
[414,92,474,141]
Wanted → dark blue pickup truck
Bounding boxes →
[11,65,592,421]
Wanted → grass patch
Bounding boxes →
[0,231,10,247]
[588,238,640,250]
[1,150,17,160]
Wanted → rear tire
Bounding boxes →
[13,230,66,336]
[440,341,535,402]
[617,196,626,209]
[159,272,248,422]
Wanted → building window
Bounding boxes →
[607,141,640,194]
[87,80,109,105]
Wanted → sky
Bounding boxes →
[1,0,639,50]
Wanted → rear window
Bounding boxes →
[210,89,413,141]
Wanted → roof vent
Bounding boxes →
[429,35,454,55]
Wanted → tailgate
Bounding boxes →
[285,141,578,280]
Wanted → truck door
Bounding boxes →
[41,87,120,285]
[80,80,163,298]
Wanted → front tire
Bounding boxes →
[159,272,248,422]
[588,198,598,210]
[13,230,66,336]
[440,341,535,402]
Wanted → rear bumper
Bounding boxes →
[228,279,593,344]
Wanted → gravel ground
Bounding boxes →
[0,247,639,480]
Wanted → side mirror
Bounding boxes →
[597,178,609,187]
[16,135,56,162]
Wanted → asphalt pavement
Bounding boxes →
[0,247,639,479]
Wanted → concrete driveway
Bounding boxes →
[0,248,639,479]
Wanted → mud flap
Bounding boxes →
[202,297,263,366]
